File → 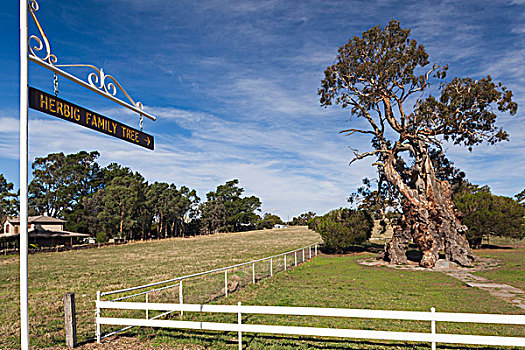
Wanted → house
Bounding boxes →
[1,215,90,247]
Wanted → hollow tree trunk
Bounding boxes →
[382,144,475,268]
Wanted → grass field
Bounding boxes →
[0,227,320,349]
[143,250,525,350]
[2,227,524,349]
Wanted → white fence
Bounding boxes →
[97,243,319,339]
[96,301,525,349]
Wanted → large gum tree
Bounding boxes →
[319,20,517,268]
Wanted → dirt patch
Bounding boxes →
[357,256,500,272]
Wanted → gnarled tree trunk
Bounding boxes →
[382,143,475,268]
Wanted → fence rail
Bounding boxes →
[96,301,525,348]
[97,243,320,340]
[101,243,318,298]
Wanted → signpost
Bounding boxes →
[19,1,157,348]
[29,87,154,150]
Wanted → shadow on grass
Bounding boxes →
[319,243,426,264]
[138,328,513,350]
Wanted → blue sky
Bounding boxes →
[1,0,523,219]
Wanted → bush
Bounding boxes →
[96,231,109,243]
[256,213,283,230]
[454,186,525,247]
[312,208,373,253]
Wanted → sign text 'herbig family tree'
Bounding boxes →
[28,87,154,150]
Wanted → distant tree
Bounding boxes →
[96,168,146,240]
[319,20,517,267]
[29,151,101,218]
[516,189,525,205]
[454,186,525,247]
[310,208,373,253]
[257,213,283,229]
[201,179,261,233]
[290,211,316,226]
[0,174,19,223]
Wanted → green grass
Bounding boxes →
[142,252,524,350]
[0,227,320,349]
[474,248,525,290]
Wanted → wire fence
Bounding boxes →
[97,243,319,340]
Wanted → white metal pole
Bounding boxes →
[19,0,29,348]
[294,251,297,266]
[302,249,305,262]
[252,263,255,284]
[315,244,317,256]
[284,255,287,271]
[225,270,228,298]
[309,246,312,259]
[179,280,183,318]
[270,258,273,277]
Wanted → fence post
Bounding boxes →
[225,270,228,298]
[315,244,317,256]
[145,293,149,319]
[96,291,101,344]
[270,258,273,277]
[252,263,255,283]
[302,249,305,262]
[294,251,297,266]
[284,254,287,270]
[179,280,184,318]
[431,307,436,350]
[64,292,77,348]
[238,301,242,350]
[309,246,312,259]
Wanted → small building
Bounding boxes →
[1,215,90,247]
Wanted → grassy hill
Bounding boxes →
[0,227,320,349]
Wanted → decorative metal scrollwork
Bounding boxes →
[55,64,144,112]
[27,0,145,117]
[28,0,57,64]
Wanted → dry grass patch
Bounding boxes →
[0,226,320,349]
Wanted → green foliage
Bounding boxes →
[29,151,101,218]
[516,189,525,205]
[310,208,373,252]
[454,186,525,247]
[24,151,261,242]
[256,213,283,229]
[0,174,18,223]
[290,211,316,226]
[201,179,261,233]
[96,231,109,243]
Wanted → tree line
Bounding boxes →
[0,151,282,242]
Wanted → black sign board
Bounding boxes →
[28,87,154,150]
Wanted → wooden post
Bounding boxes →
[63,292,77,348]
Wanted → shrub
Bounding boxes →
[96,231,109,243]
[312,208,373,253]
[454,186,525,247]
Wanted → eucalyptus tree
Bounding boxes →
[0,174,19,222]
[29,151,101,218]
[201,179,261,233]
[319,20,517,267]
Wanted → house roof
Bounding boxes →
[6,215,66,224]
[0,228,90,239]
